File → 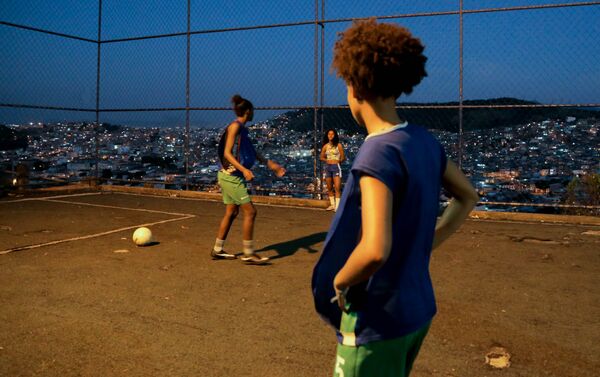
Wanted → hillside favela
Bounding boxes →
[1,99,598,214]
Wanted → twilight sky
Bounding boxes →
[1,0,599,127]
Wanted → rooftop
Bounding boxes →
[1,189,599,376]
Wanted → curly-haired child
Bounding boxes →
[312,19,479,376]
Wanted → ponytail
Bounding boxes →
[231,94,253,117]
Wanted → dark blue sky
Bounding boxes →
[1,0,599,127]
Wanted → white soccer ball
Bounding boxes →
[132,227,153,246]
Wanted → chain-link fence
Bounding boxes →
[1,1,599,213]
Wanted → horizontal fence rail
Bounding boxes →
[0,20,97,43]
[4,104,600,112]
[95,2,600,43]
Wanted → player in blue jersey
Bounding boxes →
[312,20,479,376]
[320,128,346,211]
[211,94,286,265]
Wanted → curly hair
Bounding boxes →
[322,128,339,147]
[231,94,253,117]
[332,19,427,101]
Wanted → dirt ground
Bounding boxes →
[0,192,599,376]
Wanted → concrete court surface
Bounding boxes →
[0,192,599,376]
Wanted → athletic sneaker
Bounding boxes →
[211,249,236,260]
[326,205,335,211]
[240,253,269,265]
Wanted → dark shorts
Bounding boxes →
[324,163,342,179]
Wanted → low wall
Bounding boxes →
[16,184,600,226]
[100,185,330,209]
[469,210,599,226]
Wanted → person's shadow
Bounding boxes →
[256,232,327,260]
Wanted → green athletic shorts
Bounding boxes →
[217,171,251,205]
[333,310,431,377]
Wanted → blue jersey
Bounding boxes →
[312,122,447,345]
[217,120,256,176]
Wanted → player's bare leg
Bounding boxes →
[333,176,342,211]
[239,202,268,265]
[217,204,239,240]
[326,176,335,210]
[211,204,239,259]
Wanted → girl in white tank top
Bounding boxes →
[320,128,346,211]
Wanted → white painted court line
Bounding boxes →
[108,191,328,212]
[0,215,195,255]
[108,191,221,202]
[0,192,103,203]
[6,191,328,212]
[0,192,196,216]
[41,198,195,217]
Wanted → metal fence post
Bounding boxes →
[185,0,191,190]
[313,0,320,199]
[319,0,325,198]
[458,0,464,170]
[95,0,103,182]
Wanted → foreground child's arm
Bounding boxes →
[333,175,392,309]
[432,160,479,250]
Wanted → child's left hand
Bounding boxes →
[331,285,349,312]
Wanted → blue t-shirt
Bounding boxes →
[312,122,447,345]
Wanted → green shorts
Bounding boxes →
[217,171,251,205]
[333,310,430,377]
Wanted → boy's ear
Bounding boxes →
[348,85,364,102]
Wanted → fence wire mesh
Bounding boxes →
[0,27,97,109]
[0,0,599,214]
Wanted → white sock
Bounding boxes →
[329,196,335,207]
[335,197,340,210]
[243,240,254,255]
[213,238,225,252]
